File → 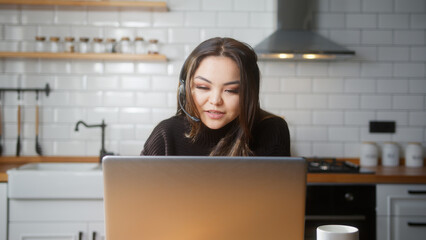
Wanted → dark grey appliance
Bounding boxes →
[305,159,376,240]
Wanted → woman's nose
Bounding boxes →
[209,91,223,105]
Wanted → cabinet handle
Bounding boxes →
[78,231,83,240]
[92,231,97,240]
[408,222,426,227]
[408,190,426,195]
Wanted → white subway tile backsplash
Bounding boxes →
[297,94,328,109]
[377,111,409,125]
[39,26,73,39]
[234,0,266,11]
[202,0,232,11]
[395,0,426,13]
[296,126,328,141]
[411,14,426,29]
[43,125,71,139]
[152,108,176,124]
[86,76,119,90]
[329,0,361,12]
[168,0,201,11]
[362,30,393,44]
[231,29,266,47]
[42,92,71,107]
[135,124,156,142]
[329,62,361,77]
[409,79,426,93]
[409,112,426,126]
[249,13,275,28]
[263,94,296,109]
[313,111,344,125]
[394,30,425,45]
[264,62,296,76]
[260,77,280,93]
[56,6,87,25]
[71,91,103,107]
[291,142,312,157]
[39,59,71,74]
[297,63,328,77]
[5,25,37,41]
[361,95,392,109]
[281,78,312,93]
[344,111,375,125]
[72,26,104,39]
[21,6,54,24]
[200,28,233,40]
[104,62,135,74]
[54,141,86,156]
[152,76,178,91]
[393,63,425,78]
[346,14,377,28]
[393,95,424,110]
[316,13,345,28]
[119,11,152,27]
[119,107,151,124]
[378,47,410,61]
[329,95,360,109]
[362,0,393,13]
[136,62,168,74]
[184,12,215,27]
[361,63,393,77]
[345,78,376,93]
[153,12,184,27]
[329,127,359,141]
[168,28,200,43]
[71,61,104,74]
[120,76,151,90]
[0,5,19,24]
[217,12,249,27]
[392,127,424,142]
[349,46,377,61]
[378,14,409,29]
[313,143,344,158]
[313,78,344,93]
[329,30,361,45]
[119,140,144,156]
[104,91,134,107]
[136,92,168,107]
[0,41,19,52]
[5,59,39,73]
[87,9,119,26]
[411,47,426,61]
[54,108,87,123]
[360,128,393,142]
[87,107,120,123]
[108,125,135,140]
[55,76,84,90]
[377,79,409,93]
[345,143,361,158]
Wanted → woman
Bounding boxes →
[141,37,290,156]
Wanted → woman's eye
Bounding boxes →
[225,89,239,94]
[195,85,209,90]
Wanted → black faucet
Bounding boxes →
[74,119,113,163]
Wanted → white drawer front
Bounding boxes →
[391,216,426,240]
[377,184,426,216]
[9,222,87,240]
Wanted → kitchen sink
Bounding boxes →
[7,163,103,199]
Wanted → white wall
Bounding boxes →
[0,0,425,158]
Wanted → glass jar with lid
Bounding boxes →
[48,36,61,53]
[92,38,105,53]
[78,37,90,53]
[35,36,46,52]
[148,39,159,54]
[64,37,75,53]
[105,38,116,53]
[134,37,147,54]
[118,37,132,54]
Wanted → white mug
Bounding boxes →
[317,225,359,240]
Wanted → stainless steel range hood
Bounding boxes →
[255,0,355,60]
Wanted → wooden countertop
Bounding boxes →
[1,156,426,184]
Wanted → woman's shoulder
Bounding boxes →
[154,115,187,131]
[256,114,289,129]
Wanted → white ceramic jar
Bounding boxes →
[382,142,399,166]
[405,143,424,168]
[360,142,378,167]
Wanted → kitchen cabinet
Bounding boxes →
[0,183,6,240]
[8,199,104,240]
[376,184,426,240]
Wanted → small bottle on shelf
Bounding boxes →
[105,38,116,53]
[48,36,61,53]
[64,37,75,53]
[147,39,159,54]
[34,36,46,52]
[134,37,147,54]
[118,37,133,54]
[92,38,105,53]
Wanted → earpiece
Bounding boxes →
[178,77,200,122]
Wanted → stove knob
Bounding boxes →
[345,192,354,201]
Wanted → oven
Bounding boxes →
[304,159,376,240]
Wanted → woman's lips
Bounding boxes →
[205,110,225,119]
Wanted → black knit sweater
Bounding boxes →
[141,115,291,156]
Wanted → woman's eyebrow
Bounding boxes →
[194,76,240,86]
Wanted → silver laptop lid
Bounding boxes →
[103,156,307,240]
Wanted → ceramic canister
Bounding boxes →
[360,142,378,167]
[405,143,424,168]
[382,142,399,166]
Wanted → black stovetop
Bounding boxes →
[306,158,361,173]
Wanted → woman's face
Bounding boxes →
[191,56,241,129]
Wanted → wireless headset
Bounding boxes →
[178,64,200,122]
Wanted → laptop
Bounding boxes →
[102,156,307,240]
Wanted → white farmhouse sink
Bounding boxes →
[7,163,103,199]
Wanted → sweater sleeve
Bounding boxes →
[140,122,167,156]
[252,117,291,156]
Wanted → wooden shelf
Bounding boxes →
[0,52,167,61]
[0,0,168,11]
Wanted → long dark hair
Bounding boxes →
[178,37,263,156]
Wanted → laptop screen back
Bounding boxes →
[103,156,307,240]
